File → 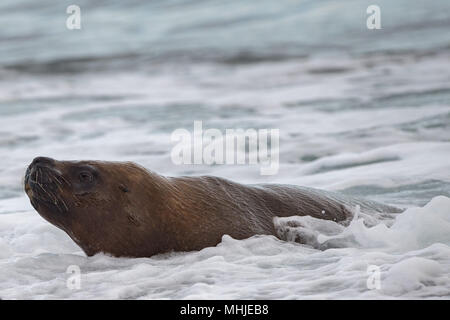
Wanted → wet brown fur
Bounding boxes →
[25,158,402,257]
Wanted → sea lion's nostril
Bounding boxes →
[32,156,55,167]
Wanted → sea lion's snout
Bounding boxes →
[25,157,56,189]
[24,156,69,213]
[30,156,55,168]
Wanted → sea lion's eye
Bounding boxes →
[79,171,93,183]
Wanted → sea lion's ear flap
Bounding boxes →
[119,184,129,193]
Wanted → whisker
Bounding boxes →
[37,183,58,203]
[29,167,71,213]
[58,174,71,187]
[52,173,63,186]
[57,194,69,212]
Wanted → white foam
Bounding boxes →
[0,197,448,299]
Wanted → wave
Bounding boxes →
[274,196,450,251]
[1,0,449,72]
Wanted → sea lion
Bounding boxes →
[24,157,402,257]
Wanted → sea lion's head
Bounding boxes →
[24,157,169,257]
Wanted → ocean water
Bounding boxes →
[0,0,449,299]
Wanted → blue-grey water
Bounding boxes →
[0,0,449,299]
